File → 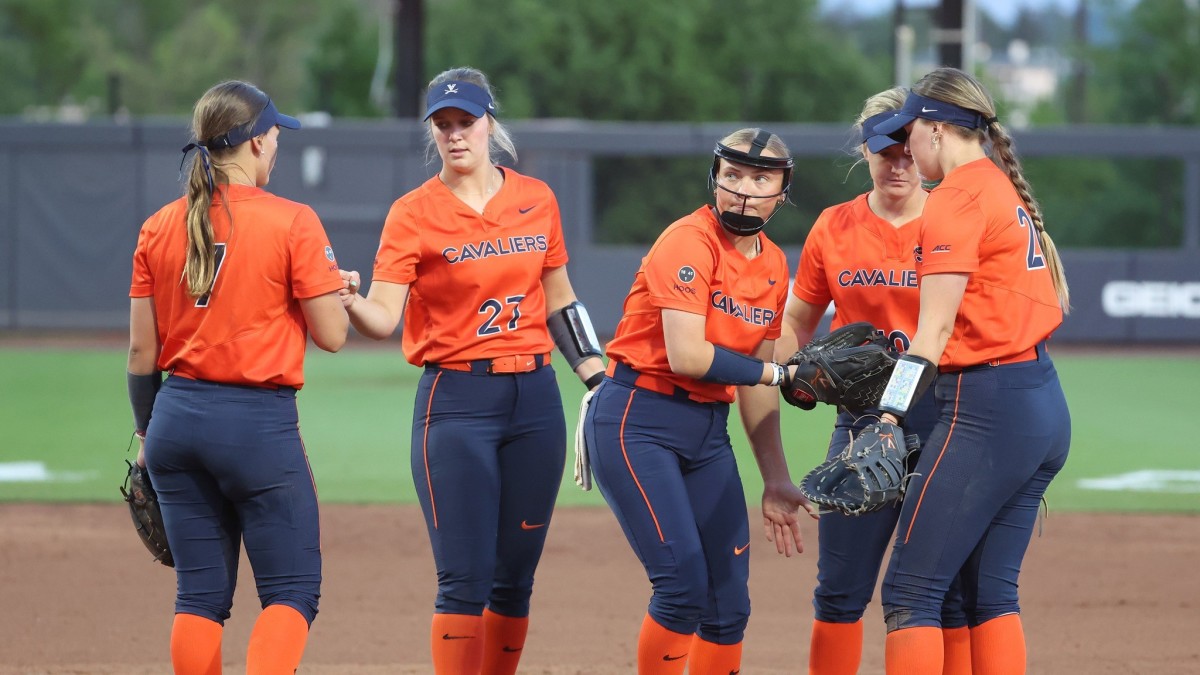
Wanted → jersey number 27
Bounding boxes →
[1016,206,1046,271]
[477,295,526,336]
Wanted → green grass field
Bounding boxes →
[2,346,1197,513]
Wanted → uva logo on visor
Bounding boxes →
[444,84,459,94]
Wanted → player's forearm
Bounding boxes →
[737,387,793,484]
[346,296,401,340]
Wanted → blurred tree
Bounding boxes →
[425,0,888,244]
[0,0,372,116]
[306,0,386,117]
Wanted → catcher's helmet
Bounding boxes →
[708,129,794,236]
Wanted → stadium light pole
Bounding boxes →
[393,0,424,118]
[934,0,975,72]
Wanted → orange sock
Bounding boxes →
[970,614,1025,675]
[246,604,310,675]
[808,619,863,675]
[885,626,943,675]
[480,608,529,675]
[171,613,223,675]
[688,634,743,675]
[431,613,483,674]
[637,613,692,674]
[942,625,973,675]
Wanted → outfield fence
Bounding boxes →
[2,120,1198,342]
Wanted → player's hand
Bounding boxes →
[135,434,147,469]
[761,480,816,557]
[338,270,361,308]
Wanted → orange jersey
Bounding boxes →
[792,193,922,350]
[372,168,568,365]
[129,184,343,388]
[606,206,790,404]
[917,158,1063,369]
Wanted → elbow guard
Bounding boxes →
[548,301,603,369]
[128,371,163,434]
[878,354,937,421]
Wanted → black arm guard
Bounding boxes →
[128,371,162,434]
[878,354,937,421]
[548,301,603,369]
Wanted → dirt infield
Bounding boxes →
[2,504,1196,674]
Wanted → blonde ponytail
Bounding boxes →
[180,81,268,298]
[988,121,1070,312]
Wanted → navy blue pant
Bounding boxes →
[412,364,565,617]
[145,376,321,625]
[585,369,750,644]
[882,351,1070,630]
[812,395,967,627]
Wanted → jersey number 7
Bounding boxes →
[195,243,228,308]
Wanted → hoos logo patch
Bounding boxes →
[678,266,696,283]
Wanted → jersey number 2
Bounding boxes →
[477,295,526,336]
[195,243,227,308]
[1016,206,1046,271]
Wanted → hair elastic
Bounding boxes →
[179,142,215,193]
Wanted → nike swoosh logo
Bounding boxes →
[442,633,473,640]
[663,653,687,661]
[921,106,938,113]
[768,279,777,285]
[521,520,546,530]
[502,646,523,653]
[734,543,749,555]
[519,206,536,214]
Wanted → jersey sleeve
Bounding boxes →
[791,218,832,306]
[129,220,155,298]
[373,199,421,285]
[289,206,344,299]
[919,187,985,275]
[643,226,715,315]
[543,189,569,269]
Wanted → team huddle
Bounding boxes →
[125,65,1071,675]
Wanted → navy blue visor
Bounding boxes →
[861,110,909,153]
[424,81,497,120]
[207,98,300,150]
[873,91,992,135]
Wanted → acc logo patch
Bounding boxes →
[678,266,696,283]
[325,246,336,262]
[912,245,923,263]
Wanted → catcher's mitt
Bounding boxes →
[782,323,897,413]
[120,460,174,567]
[798,421,920,516]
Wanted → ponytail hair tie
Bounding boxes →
[179,142,216,193]
[986,116,999,125]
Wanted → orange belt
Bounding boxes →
[607,361,721,404]
[951,342,1045,373]
[432,352,551,374]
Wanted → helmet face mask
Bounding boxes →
[708,130,794,236]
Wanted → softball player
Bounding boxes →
[127,80,349,675]
[777,88,971,675]
[583,128,815,675]
[338,67,604,675]
[870,67,1072,674]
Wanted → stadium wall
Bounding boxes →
[1,120,1197,342]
